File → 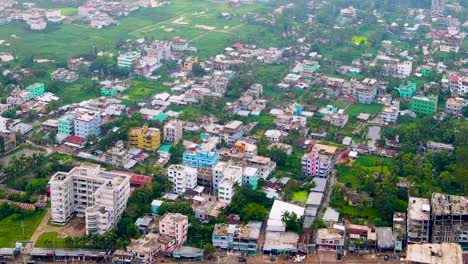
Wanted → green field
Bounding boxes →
[0,210,46,247]
[352,36,369,45]
[35,232,66,248]
[0,0,280,61]
[60,8,78,16]
[337,155,394,188]
[291,190,308,203]
[346,103,383,118]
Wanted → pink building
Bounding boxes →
[159,213,189,246]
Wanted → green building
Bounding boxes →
[57,115,75,135]
[411,95,438,115]
[26,83,45,98]
[242,167,259,190]
[397,81,417,97]
[100,87,118,96]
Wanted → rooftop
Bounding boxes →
[431,193,467,216]
[408,197,430,221]
[406,243,463,264]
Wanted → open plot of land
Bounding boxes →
[336,155,395,188]
[0,210,46,247]
[35,232,66,248]
[346,103,383,119]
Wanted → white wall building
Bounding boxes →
[163,120,183,144]
[74,111,101,139]
[49,164,131,234]
[217,165,243,203]
[167,164,198,194]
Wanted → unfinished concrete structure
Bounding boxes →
[430,193,467,247]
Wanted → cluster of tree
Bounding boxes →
[0,202,34,220]
[2,153,45,182]
[281,212,303,234]
[64,230,128,251]
[228,185,273,223]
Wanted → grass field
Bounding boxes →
[337,155,394,188]
[352,36,369,45]
[292,190,308,203]
[346,103,383,118]
[0,0,279,61]
[0,210,46,247]
[35,232,66,248]
[60,8,78,16]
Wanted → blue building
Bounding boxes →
[183,144,219,168]
[212,222,261,255]
[151,200,163,215]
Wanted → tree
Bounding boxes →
[191,63,205,77]
[25,178,48,195]
[241,203,267,222]
[169,142,185,164]
[281,212,303,234]
[158,200,194,216]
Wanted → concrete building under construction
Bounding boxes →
[430,193,468,250]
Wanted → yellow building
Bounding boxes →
[183,56,198,72]
[128,125,161,152]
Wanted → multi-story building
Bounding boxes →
[128,125,161,152]
[117,51,141,68]
[49,164,131,234]
[126,233,165,264]
[431,193,467,248]
[233,140,257,158]
[426,141,454,154]
[103,141,131,168]
[171,37,188,51]
[445,98,466,116]
[58,115,75,136]
[74,111,101,139]
[380,104,399,124]
[212,222,261,255]
[0,130,16,153]
[355,78,378,104]
[246,156,276,179]
[242,167,259,190]
[316,227,345,252]
[411,95,438,115]
[407,197,431,244]
[397,81,417,97]
[212,161,227,191]
[330,113,349,128]
[159,213,189,245]
[223,121,244,146]
[449,76,468,95]
[183,143,219,168]
[25,83,45,98]
[163,120,183,144]
[167,164,198,194]
[431,0,447,15]
[393,212,406,252]
[218,165,243,203]
[302,144,336,178]
[182,56,198,71]
[396,61,413,79]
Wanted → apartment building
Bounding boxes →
[330,113,349,128]
[103,141,131,168]
[431,193,467,246]
[183,143,219,168]
[212,161,227,191]
[411,95,438,115]
[246,155,276,179]
[74,111,101,139]
[301,144,336,178]
[449,75,468,95]
[128,125,161,152]
[167,164,198,194]
[163,120,183,144]
[233,140,257,157]
[223,121,244,146]
[117,51,141,68]
[159,213,189,245]
[355,78,378,104]
[242,167,259,190]
[218,165,243,203]
[212,222,261,255]
[316,226,345,252]
[380,101,400,124]
[25,83,45,98]
[445,97,466,116]
[407,197,431,244]
[57,115,75,136]
[49,164,131,234]
[182,56,198,72]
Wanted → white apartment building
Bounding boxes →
[381,106,399,123]
[163,120,183,144]
[212,161,226,191]
[396,61,413,79]
[159,213,189,245]
[330,113,349,128]
[49,164,131,235]
[217,165,243,203]
[74,111,101,139]
[167,164,198,194]
[445,97,467,116]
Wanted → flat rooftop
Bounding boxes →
[408,197,430,221]
[406,243,463,264]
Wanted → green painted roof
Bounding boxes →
[152,113,169,122]
[158,145,172,152]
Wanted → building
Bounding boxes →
[167,164,198,194]
[183,143,219,169]
[103,141,131,168]
[397,81,417,97]
[117,51,141,68]
[74,111,101,139]
[25,83,45,98]
[355,79,378,104]
[171,37,188,51]
[128,125,161,152]
[406,243,463,264]
[242,167,259,190]
[233,140,257,157]
[182,56,198,72]
[246,156,276,179]
[393,212,406,252]
[267,200,305,232]
[0,130,16,153]
[407,197,431,244]
[330,113,349,128]
[58,115,75,136]
[411,96,438,115]
[49,164,131,234]
[426,141,454,154]
[449,76,468,95]
[377,227,395,251]
[126,233,166,264]
[431,0,447,15]
[301,144,336,178]
[163,120,183,144]
[381,104,399,124]
[445,98,466,116]
[159,213,189,245]
[263,231,300,254]
[316,226,345,252]
[218,165,243,203]
[223,121,244,146]
[212,222,261,254]
[430,193,467,247]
